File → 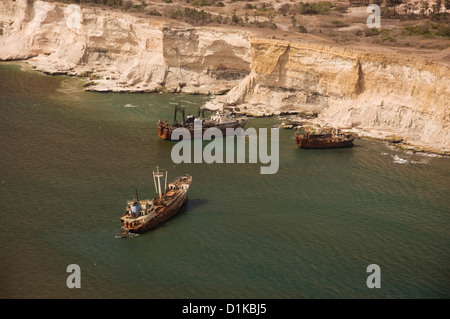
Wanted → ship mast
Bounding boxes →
[153,166,167,199]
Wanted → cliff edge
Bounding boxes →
[206,39,449,154]
[0,0,251,94]
[1,0,448,154]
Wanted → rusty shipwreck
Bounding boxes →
[157,106,247,140]
[295,128,356,149]
[120,167,192,234]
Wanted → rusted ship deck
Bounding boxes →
[157,106,246,140]
[295,129,356,149]
[120,168,192,234]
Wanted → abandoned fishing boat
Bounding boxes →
[157,105,247,140]
[120,167,192,234]
[295,128,356,149]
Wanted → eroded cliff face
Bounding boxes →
[0,0,251,94]
[1,1,448,153]
[206,39,449,153]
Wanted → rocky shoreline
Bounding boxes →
[22,56,450,157]
[1,0,448,157]
[273,113,449,156]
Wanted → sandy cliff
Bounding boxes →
[0,0,251,94]
[0,0,448,154]
[206,39,449,154]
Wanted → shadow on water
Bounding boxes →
[150,197,209,230]
[185,198,208,210]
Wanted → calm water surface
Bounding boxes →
[0,63,449,298]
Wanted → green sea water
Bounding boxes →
[0,62,449,298]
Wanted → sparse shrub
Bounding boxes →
[170,7,215,26]
[403,25,431,36]
[382,36,396,42]
[123,0,132,10]
[402,22,450,38]
[250,20,277,30]
[364,27,380,36]
[170,9,183,20]
[231,9,242,25]
[333,5,348,13]
[291,15,297,28]
[298,25,307,33]
[298,2,332,15]
[257,3,275,13]
[278,3,291,15]
[429,11,450,22]
[104,0,123,6]
[148,10,162,16]
[191,0,215,6]
[381,7,397,19]
[435,24,450,37]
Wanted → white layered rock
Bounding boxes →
[0,0,251,93]
[206,39,449,154]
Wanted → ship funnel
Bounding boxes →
[153,166,168,199]
[131,188,141,216]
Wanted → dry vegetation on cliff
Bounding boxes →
[45,0,450,63]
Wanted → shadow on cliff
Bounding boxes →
[354,60,365,95]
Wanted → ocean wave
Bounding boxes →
[179,100,197,105]
[410,160,427,164]
[391,155,408,164]
[390,155,430,165]
[418,152,440,158]
[115,228,140,238]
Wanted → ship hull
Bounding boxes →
[129,194,188,233]
[158,121,246,140]
[295,135,355,149]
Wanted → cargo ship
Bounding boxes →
[295,128,356,149]
[157,105,247,140]
[120,167,192,234]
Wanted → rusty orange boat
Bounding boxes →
[295,128,356,149]
[120,167,192,234]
